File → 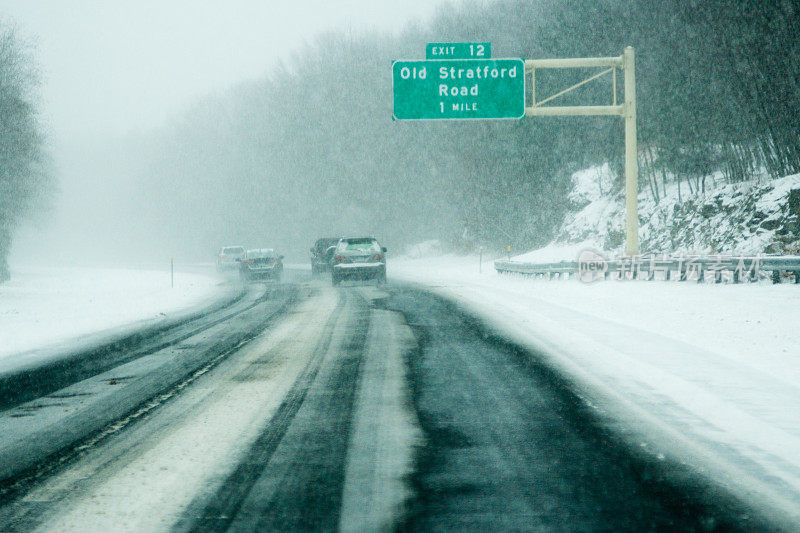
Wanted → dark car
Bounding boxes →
[239,248,284,282]
[330,237,387,285]
[310,237,341,276]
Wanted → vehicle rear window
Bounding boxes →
[315,238,340,252]
[339,239,380,253]
[222,247,245,254]
[246,250,276,258]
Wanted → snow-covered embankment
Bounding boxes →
[0,267,228,367]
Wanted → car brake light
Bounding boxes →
[220,254,226,259]
[372,253,384,262]
[334,254,348,263]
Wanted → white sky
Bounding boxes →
[0,0,444,143]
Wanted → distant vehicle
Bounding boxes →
[310,237,341,276]
[239,248,284,281]
[216,246,246,272]
[330,237,387,285]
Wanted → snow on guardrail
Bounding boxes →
[495,254,800,284]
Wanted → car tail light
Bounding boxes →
[220,254,226,259]
[334,254,348,263]
[372,253,384,262]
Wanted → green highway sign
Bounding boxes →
[426,42,491,59]
[392,59,525,120]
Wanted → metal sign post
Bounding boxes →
[623,47,638,258]
[525,47,639,256]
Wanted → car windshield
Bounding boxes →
[339,239,380,253]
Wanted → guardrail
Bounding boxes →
[495,255,800,284]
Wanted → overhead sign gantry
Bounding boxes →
[392,44,639,256]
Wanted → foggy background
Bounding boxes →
[3,0,799,267]
[2,0,443,266]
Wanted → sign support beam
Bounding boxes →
[524,47,639,256]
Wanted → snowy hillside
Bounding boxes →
[557,165,800,257]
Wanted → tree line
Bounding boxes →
[121,0,800,258]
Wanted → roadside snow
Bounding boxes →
[392,253,800,525]
[511,241,596,263]
[0,267,227,363]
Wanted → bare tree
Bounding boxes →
[0,25,52,281]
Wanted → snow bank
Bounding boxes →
[0,267,227,362]
[391,254,800,524]
[511,241,596,263]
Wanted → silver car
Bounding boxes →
[330,237,387,285]
[216,246,246,272]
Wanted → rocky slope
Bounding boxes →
[557,165,800,256]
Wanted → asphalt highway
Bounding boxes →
[0,270,778,531]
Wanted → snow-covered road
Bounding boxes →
[0,284,422,532]
[0,274,781,530]
[32,288,342,532]
[392,254,800,526]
